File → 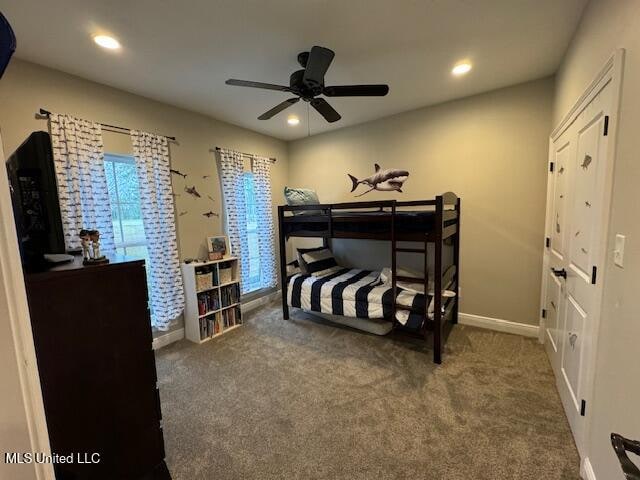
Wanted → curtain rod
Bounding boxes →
[38,108,177,142]
[214,146,276,163]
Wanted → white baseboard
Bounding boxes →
[458,312,539,338]
[242,289,281,314]
[152,327,185,350]
[581,457,596,480]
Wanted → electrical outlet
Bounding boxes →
[614,234,625,267]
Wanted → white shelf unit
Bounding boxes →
[182,257,242,344]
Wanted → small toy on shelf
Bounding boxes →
[79,229,109,266]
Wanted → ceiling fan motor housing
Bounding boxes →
[290,68,322,99]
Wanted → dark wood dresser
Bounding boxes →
[24,257,170,480]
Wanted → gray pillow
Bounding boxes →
[284,186,320,215]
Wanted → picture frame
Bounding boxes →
[207,235,231,260]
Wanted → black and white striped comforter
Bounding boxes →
[287,268,431,328]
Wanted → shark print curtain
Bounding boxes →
[49,113,115,253]
[131,131,184,330]
[218,148,250,292]
[251,156,277,289]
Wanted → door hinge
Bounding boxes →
[580,399,587,416]
[603,115,609,136]
[591,266,597,285]
[545,237,550,248]
[541,308,547,319]
[549,162,555,172]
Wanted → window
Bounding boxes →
[103,154,150,264]
[243,171,262,293]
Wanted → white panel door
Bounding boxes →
[543,79,612,456]
[545,126,573,375]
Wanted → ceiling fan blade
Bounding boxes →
[311,98,341,123]
[257,97,300,120]
[323,85,389,97]
[302,46,335,88]
[226,79,291,92]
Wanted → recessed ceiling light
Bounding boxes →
[287,115,300,126]
[93,35,121,50]
[452,62,472,76]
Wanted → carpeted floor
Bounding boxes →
[155,301,580,480]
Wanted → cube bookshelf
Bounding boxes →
[182,257,242,344]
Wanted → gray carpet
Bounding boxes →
[155,301,580,480]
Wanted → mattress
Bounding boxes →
[287,268,431,330]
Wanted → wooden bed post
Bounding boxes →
[278,205,289,320]
[432,195,444,364]
[452,197,461,324]
[323,205,333,249]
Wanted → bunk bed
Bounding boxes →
[277,192,461,364]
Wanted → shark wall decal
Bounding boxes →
[170,169,187,179]
[348,164,409,197]
[184,185,201,198]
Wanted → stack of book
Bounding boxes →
[221,283,240,307]
[222,306,242,328]
[197,290,220,315]
[199,313,223,339]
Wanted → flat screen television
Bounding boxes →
[6,131,66,271]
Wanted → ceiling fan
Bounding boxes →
[225,46,389,123]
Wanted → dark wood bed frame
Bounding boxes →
[277,192,461,364]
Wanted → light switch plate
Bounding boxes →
[614,234,625,267]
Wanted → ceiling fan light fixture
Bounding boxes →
[93,35,121,50]
[287,115,300,126]
[452,62,472,76]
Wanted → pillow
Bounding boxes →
[380,267,456,297]
[297,246,325,274]
[284,186,320,215]
[298,246,341,277]
[286,259,301,277]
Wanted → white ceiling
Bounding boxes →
[1,0,587,141]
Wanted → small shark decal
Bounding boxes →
[184,185,201,198]
[348,164,409,197]
[202,211,219,218]
[170,169,187,179]
[581,154,592,170]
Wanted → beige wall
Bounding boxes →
[554,0,640,477]
[0,59,289,285]
[288,78,554,325]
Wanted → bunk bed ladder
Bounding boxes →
[452,196,461,325]
[391,199,442,364]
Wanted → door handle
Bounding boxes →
[552,268,567,279]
